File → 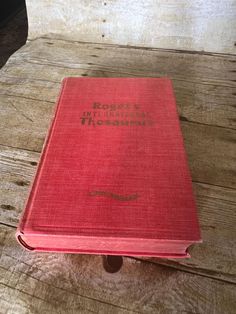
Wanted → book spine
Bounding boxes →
[15,78,69,249]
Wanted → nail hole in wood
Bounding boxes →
[14,180,29,186]
[103,255,123,273]
[1,204,16,211]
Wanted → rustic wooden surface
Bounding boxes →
[0,36,236,313]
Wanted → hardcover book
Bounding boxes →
[16,77,201,257]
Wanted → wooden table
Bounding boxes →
[0,36,235,313]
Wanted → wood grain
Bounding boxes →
[0,95,54,151]
[6,37,236,85]
[25,0,236,54]
[0,145,38,227]
[0,36,236,312]
[0,145,235,284]
[2,69,235,131]
[1,225,236,314]
[1,37,235,130]
[0,91,235,189]
[143,182,236,284]
[0,38,235,189]
[181,122,236,189]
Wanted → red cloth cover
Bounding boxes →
[16,78,202,257]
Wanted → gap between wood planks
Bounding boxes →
[0,141,235,192]
[0,90,235,132]
[27,36,236,58]
[129,256,236,286]
[0,267,140,314]
[0,222,236,288]
[2,68,236,89]
[0,38,235,290]
[0,221,235,287]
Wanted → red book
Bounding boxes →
[16,78,201,257]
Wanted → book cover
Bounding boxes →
[16,77,201,257]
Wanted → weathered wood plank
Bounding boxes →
[0,38,235,189]
[181,122,236,189]
[1,225,236,314]
[1,37,235,130]
[0,37,235,311]
[25,1,236,54]
[2,63,236,130]
[0,95,54,151]
[0,146,38,226]
[1,145,235,283]
[0,233,132,314]
[143,182,236,284]
[1,73,235,131]
[1,85,235,189]
[0,76,60,103]
[5,37,236,85]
